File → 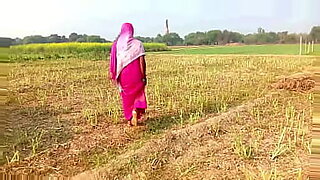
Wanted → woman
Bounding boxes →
[109,23,147,126]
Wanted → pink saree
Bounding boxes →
[110,23,147,121]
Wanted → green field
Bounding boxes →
[0,48,10,62]
[156,44,320,55]
[10,42,169,61]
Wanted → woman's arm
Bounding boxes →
[139,55,147,85]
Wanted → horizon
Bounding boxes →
[1,0,319,40]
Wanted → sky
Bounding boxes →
[1,0,319,40]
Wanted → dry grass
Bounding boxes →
[74,90,312,180]
[1,54,316,178]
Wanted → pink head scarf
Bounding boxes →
[110,23,145,81]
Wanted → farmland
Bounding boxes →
[10,42,169,61]
[0,43,317,179]
[159,44,320,55]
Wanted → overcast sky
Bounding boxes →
[1,0,319,40]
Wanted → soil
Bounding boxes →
[270,74,315,92]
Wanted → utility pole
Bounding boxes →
[312,40,314,53]
[305,40,308,54]
[299,36,302,55]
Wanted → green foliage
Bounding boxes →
[184,32,208,45]
[0,47,10,62]
[47,34,68,43]
[310,26,320,42]
[135,36,154,43]
[206,30,222,45]
[244,32,280,44]
[22,35,48,44]
[162,33,184,46]
[153,33,183,46]
[184,30,244,45]
[16,33,109,45]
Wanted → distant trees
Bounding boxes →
[0,37,14,47]
[4,26,320,46]
[206,30,222,45]
[150,33,183,46]
[9,33,110,45]
[161,33,184,46]
[135,36,154,43]
[184,30,243,45]
[68,33,109,43]
[310,26,320,43]
[22,35,48,44]
[47,34,68,43]
[244,29,281,44]
[185,32,208,45]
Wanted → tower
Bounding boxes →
[165,19,169,35]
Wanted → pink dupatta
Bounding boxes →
[110,23,145,81]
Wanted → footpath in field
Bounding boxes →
[0,54,316,179]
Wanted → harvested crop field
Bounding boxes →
[0,54,317,179]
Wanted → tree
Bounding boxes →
[285,34,299,43]
[244,34,257,44]
[86,35,107,43]
[207,30,222,45]
[69,33,79,42]
[222,30,231,44]
[154,34,163,43]
[184,32,208,45]
[229,32,244,43]
[184,33,196,45]
[76,37,86,42]
[162,33,183,46]
[310,26,320,43]
[22,35,47,44]
[266,32,279,43]
[277,31,288,44]
[47,34,68,43]
[135,36,154,43]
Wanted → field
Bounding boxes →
[0,46,317,179]
[158,44,320,55]
[10,42,169,61]
[0,48,10,62]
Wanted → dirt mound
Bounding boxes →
[270,75,315,92]
[225,43,244,46]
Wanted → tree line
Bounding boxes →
[0,33,110,47]
[136,26,320,46]
[1,26,320,47]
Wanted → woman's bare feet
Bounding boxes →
[127,120,133,126]
[132,110,138,126]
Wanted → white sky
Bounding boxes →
[1,0,319,40]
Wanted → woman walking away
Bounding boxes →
[109,23,147,126]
